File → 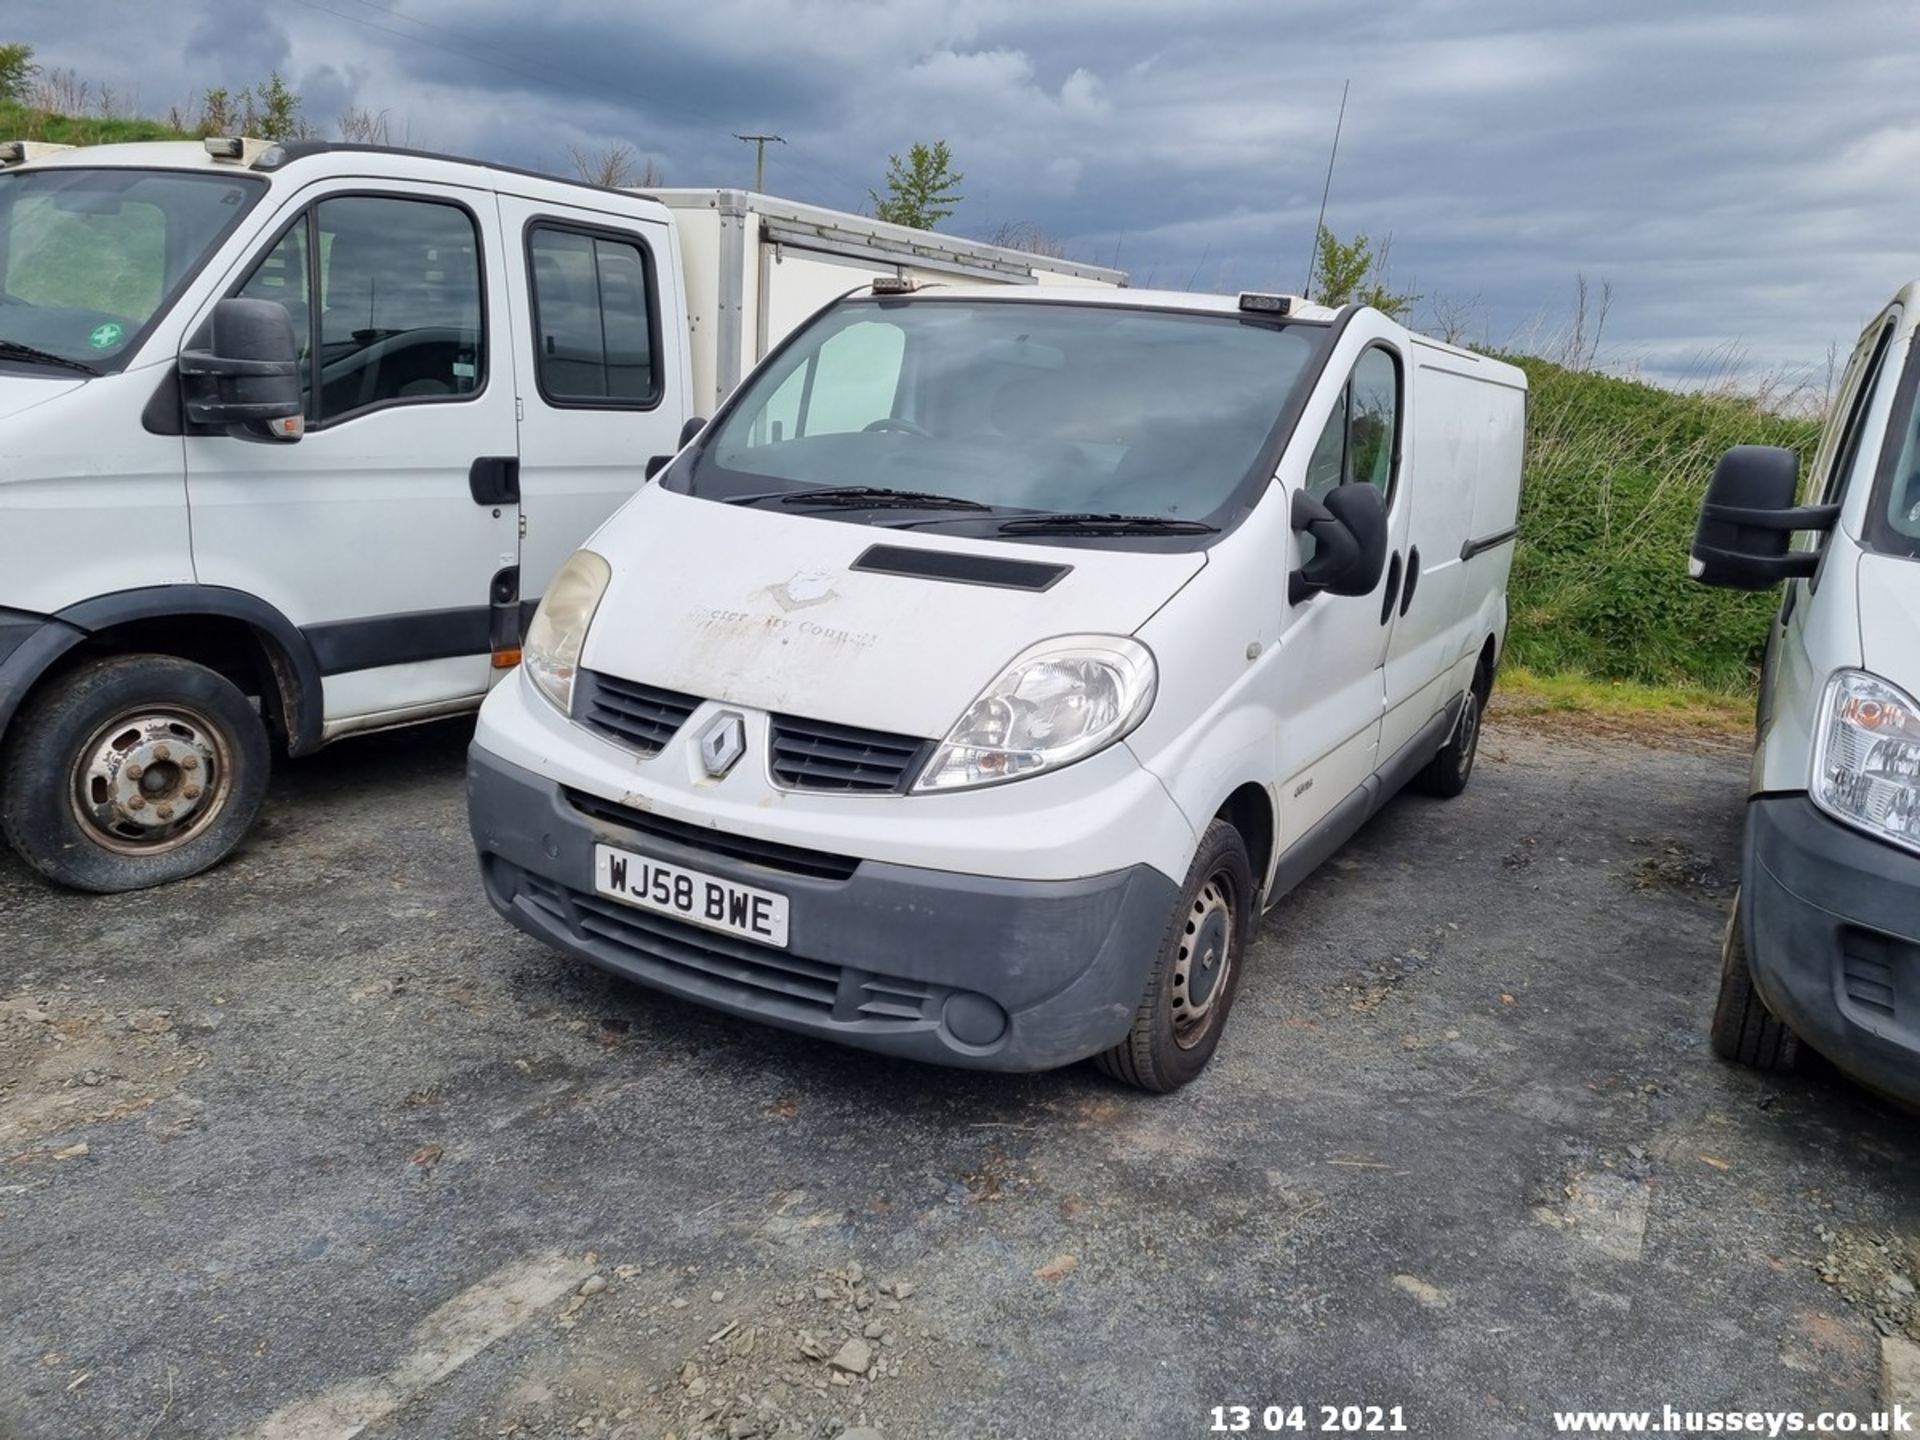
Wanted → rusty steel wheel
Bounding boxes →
[3,655,271,893]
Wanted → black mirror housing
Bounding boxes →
[1291,482,1389,604]
[1689,445,1833,590]
[679,415,708,449]
[180,298,304,442]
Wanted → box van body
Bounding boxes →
[0,140,1116,892]
[1691,283,1920,1105]
[467,286,1527,1089]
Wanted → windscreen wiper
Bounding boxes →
[0,340,100,376]
[997,512,1220,536]
[725,484,992,511]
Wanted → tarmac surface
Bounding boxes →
[3,715,1916,1439]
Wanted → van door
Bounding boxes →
[494,193,686,608]
[1273,342,1410,854]
[1378,356,1486,763]
[183,182,518,724]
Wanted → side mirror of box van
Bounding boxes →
[179,298,305,443]
[1290,481,1389,604]
[647,416,708,480]
[1689,445,1837,590]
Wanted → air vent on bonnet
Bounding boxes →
[851,544,1070,592]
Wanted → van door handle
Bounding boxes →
[1379,551,1403,625]
[469,455,520,506]
[1400,546,1421,617]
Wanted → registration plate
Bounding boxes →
[592,843,790,948]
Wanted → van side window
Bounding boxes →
[1299,347,1400,561]
[1818,320,1895,506]
[237,196,484,425]
[1349,347,1400,494]
[237,221,313,405]
[527,224,659,405]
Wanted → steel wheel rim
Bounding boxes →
[1456,694,1480,779]
[1171,874,1235,1048]
[67,704,234,856]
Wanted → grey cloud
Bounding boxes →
[10,0,1920,381]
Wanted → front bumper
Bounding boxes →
[1742,794,1920,1105]
[468,745,1180,1071]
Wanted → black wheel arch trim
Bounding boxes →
[0,587,329,756]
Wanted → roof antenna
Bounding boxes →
[1302,79,1349,299]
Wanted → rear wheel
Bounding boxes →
[1708,889,1799,1071]
[1,655,270,893]
[1095,819,1254,1093]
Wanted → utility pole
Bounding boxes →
[734,133,785,192]
[1303,80,1349,298]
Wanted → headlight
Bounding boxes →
[523,549,611,715]
[914,635,1156,792]
[1812,669,1920,855]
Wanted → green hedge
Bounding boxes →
[1504,356,1821,692]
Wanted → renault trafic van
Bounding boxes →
[1690,283,1920,1106]
[467,285,1527,1089]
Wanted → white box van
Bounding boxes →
[0,139,1117,892]
[1690,283,1920,1106]
[467,284,1527,1089]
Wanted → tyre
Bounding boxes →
[1416,681,1484,799]
[1,655,271,893]
[1095,818,1255,1093]
[1708,889,1799,1071]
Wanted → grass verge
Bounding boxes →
[1490,665,1753,746]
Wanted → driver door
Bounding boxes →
[183,181,519,723]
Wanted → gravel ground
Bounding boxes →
[2,716,1916,1440]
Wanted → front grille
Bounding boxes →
[515,873,941,1026]
[564,787,860,881]
[1842,930,1897,1018]
[575,670,700,755]
[769,714,933,793]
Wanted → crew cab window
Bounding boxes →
[235,194,483,424]
[528,224,658,405]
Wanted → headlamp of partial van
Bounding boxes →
[524,549,611,715]
[1813,669,1920,856]
[915,636,1156,792]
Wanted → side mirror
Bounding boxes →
[179,298,304,443]
[1689,445,1835,590]
[647,416,709,480]
[1290,482,1388,604]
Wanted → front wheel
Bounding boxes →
[1,655,271,893]
[1416,685,1483,798]
[1095,819,1254,1093]
[1708,888,1799,1071]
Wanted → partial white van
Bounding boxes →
[467,284,1527,1089]
[1690,283,1920,1105]
[0,139,1117,892]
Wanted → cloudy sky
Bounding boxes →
[14,0,1918,392]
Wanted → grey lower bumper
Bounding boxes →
[467,746,1180,1072]
[1742,794,1920,1105]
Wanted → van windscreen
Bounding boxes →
[682,299,1322,535]
[0,167,263,374]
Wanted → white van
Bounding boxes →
[0,139,1118,893]
[467,284,1527,1089]
[1690,283,1920,1106]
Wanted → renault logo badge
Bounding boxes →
[697,711,747,778]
